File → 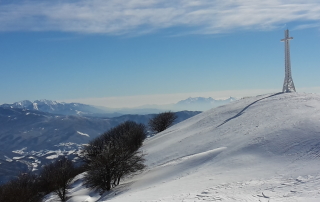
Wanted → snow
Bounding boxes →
[12,147,27,154]
[45,150,64,159]
[4,155,13,162]
[12,156,25,160]
[31,163,39,171]
[46,155,59,159]
[67,149,76,155]
[43,174,101,202]
[77,131,90,137]
[43,92,320,202]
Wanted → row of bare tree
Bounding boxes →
[0,157,81,202]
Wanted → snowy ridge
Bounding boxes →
[44,92,320,202]
[0,99,106,116]
[174,96,237,111]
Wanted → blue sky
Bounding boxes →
[1,0,320,108]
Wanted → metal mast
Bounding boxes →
[281,29,296,93]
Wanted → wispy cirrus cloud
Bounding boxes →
[1,0,320,35]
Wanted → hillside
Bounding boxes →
[48,92,320,202]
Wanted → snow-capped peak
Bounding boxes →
[16,100,33,107]
[34,99,59,105]
[33,103,38,110]
[174,96,237,111]
[178,97,215,104]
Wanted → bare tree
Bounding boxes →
[0,184,3,200]
[81,121,147,193]
[148,111,177,134]
[0,172,42,202]
[39,157,78,201]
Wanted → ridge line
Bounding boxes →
[216,92,283,128]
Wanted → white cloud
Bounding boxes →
[294,23,320,30]
[1,0,320,34]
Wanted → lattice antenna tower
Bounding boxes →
[281,29,296,93]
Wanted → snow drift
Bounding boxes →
[45,92,320,202]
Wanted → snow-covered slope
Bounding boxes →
[45,92,320,202]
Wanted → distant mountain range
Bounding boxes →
[174,97,237,111]
[0,97,236,116]
[0,99,120,117]
[100,96,237,114]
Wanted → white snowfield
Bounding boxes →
[44,92,320,202]
[77,131,90,137]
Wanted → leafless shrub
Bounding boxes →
[148,111,177,134]
[0,172,42,202]
[81,121,147,193]
[39,157,79,201]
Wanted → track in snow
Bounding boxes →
[217,92,283,128]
